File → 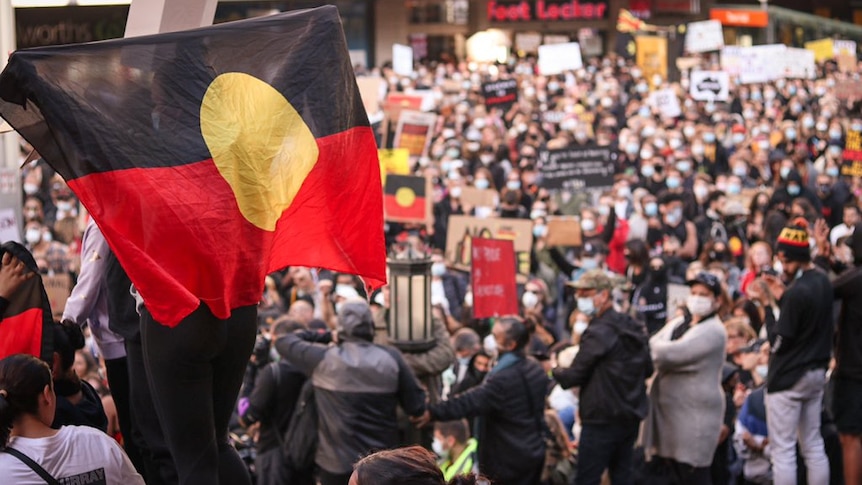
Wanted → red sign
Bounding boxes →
[471,238,519,319]
[487,0,608,22]
[709,9,769,27]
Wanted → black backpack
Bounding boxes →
[281,379,318,469]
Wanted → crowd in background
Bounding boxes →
[8,48,862,485]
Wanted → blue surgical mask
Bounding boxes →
[644,202,658,217]
[827,167,840,177]
[431,262,447,277]
[802,117,814,129]
[785,129,797,140]
[780,166,791,179]
[666,208,682,224]
[581,219,596,232]
[728,184,742,195]
[506,180,521,191]
[626,143,640,155]
[787,185,801,196]
[577,297,596,316]
[676,161,691,173]
[641,165,655,177]
[733,166,748,177]
[703,133,716,143]
[474,178,490,190]
[666,177,681,189]
[581,257,598,270]
[638,107,651,118]
[830,130,842,140]
[533,224,547,238]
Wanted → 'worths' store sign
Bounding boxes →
[487,0,608,21]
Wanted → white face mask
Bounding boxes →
[522,291,539,309]
[577,297,596,316]
[581,219,596,232]
[686,295,714,317]
[23,183,38,195]
[755,364,768,379]
[25,228,41,245]
[432,437,447,457]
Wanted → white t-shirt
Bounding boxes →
[0,425,144,485]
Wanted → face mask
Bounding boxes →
[802,118,814,129]
[530,209,547,220]
[42,231,52,243]
[641,165,655,177]
[666,208,682,225]
[450,186,462,198]
[780,166,791,179]
[533,224,547,238]
[686,295,714,317]
[691,145,705,156]
[751,91,762,101]
[637,83,649,94]
[642,125,656,137]
[598,206,610,217]
[581,218,596,232]
[480,154,495,165]
[732,133,746,145]
[683,126,696,138]
[25,228,41,245]
[522,291,539,309]
[755,365,768,379]
[575,132,589,143]
[829,146,843,157]
[640,150,654,160]
[666,177,681,189]
[474,178,490,190]
[787,185,801,196]
[676,161,691,173]
[506,180,521,191]
[431,263,446,277]
[432,437,447,457]
[733,166,747,178]
[653,138,666,149]
[644,202,658,217]
[464,291,473,307]
[785,129,797,140]
[23,183,38,195]
[467,142,480,152]
[852,123,862,132]
[56,201,72,212]
[669,138,683,150]
[626,143,640,155]
[573,320,588,335]
[830,130,842,140]
[728,184,742,195]
[615,201,628,219]
[764,90,776,101]
[581,257,599,271]
[827,167,840,177]
[446,148,460,159]
[694,185,708,200]
[577,297,596,317]
[601,98,613,108]
[617,186,632,199]
[703,133,716,144]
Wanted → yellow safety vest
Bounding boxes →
[441,438,478,481]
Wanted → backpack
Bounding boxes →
[282,379,318,469]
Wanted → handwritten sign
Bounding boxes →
[538,146,614,190]
[842,129,862,178]
[0,208,19,243]
[685,20,724,53]
[44,273,71,319]
[471,238,519,319]
[446,215,533,281]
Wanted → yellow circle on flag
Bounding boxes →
[200,72,319,231]
[395,187,416,207]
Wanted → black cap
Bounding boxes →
[685,272,722,297]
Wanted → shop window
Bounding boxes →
[408,0,468,24]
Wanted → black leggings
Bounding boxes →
[141,303,257,485]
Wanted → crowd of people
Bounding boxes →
[1,46,861,485]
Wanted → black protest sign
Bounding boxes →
[538,146,614,190]
[482,79,518,109]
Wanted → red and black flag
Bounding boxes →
[383,175,429,224]
[0,242,54,362]
[0,7,385,326]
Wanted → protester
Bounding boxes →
[349,445,487,485]
[0,354,144,484]
[433,420,479,480]
[552,269,652,485]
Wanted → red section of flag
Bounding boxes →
[471,238,518,319]
[68,127,384,326]
[0,307,44,359]
[384,194,426,220]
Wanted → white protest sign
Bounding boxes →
[685,20,724,53]
[0,208,19,243]
[650,88,682,118]
[392,44,414,76]
[736,44,786,84]
[538,42,583,76]
[782,48,816,79]
[834,40,857,57]
[689,70,730,101]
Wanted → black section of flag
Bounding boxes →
[384,175,427,222]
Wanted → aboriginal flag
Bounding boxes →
[0,7,385,327]
[0,242,53,362]
[384,175,428,223]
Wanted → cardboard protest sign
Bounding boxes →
[538,42,583,75]
[392,43,414,76]
[835,80,862,101]
[482,79,518,110]
[636,36,668,87]
[834,40,857,72]
[651,88,682,118]
[685,20,724,54]
[689,70,729,101]
[782,48,816,79]
[460,187,498,209]
[471,238,519,318]
[44,273,71,320]
[378,148,410,186]
[446,215,533,281]
[0,168,21,241]
[720,46,744,78]
[805,38,834,62]
[842,129,862,178]
[666,283,690,321]
[515,32,542,54]
[546,216,582,247]
[538,146,614,190]
[0,208,19,243]
[383,175,431,223]
[356,76,384,118]
[394,110,437,158]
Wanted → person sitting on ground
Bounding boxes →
[349,445,487,485]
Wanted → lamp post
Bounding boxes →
[387,249,435,352]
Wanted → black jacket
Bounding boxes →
[833,266,862,380]
[553,308,652,425]
[430,355,548,485]
[241,360,306,453]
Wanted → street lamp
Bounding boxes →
[387,249,435,352]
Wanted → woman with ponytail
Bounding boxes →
[349,446,488,485]
[0,354,143,484]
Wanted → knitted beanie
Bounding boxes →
[775,217,811,262]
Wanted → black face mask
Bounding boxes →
[649,265,667,283]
